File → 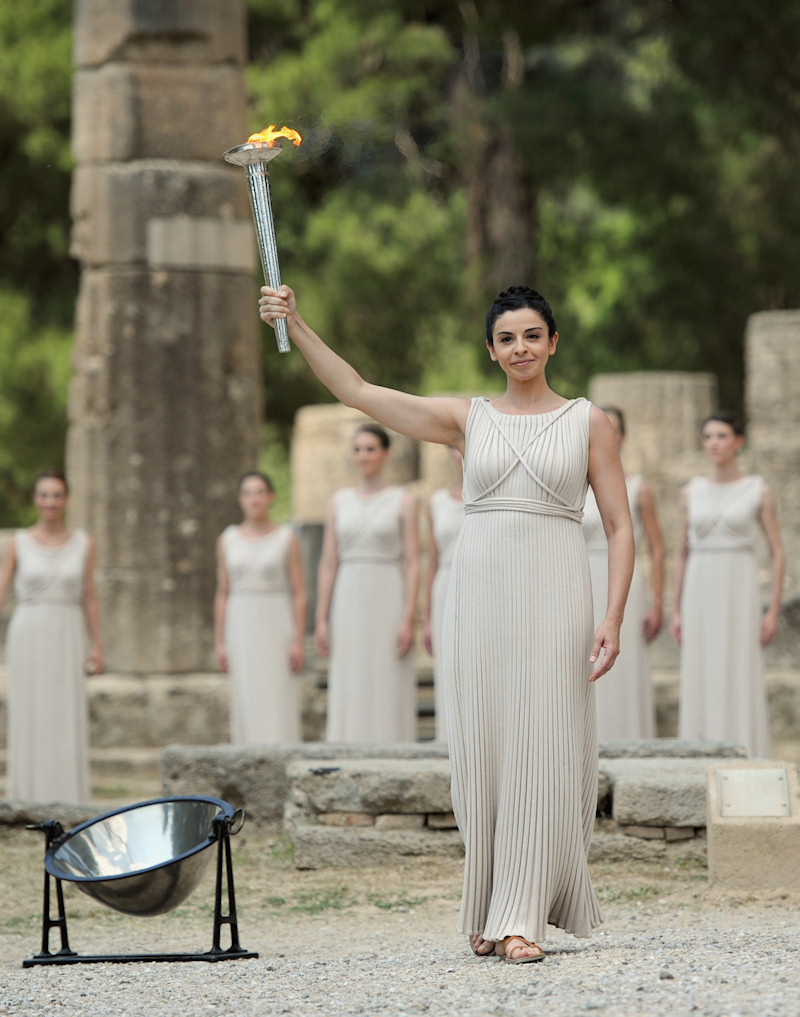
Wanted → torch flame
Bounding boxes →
[247,124,302,147]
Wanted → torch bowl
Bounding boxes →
[44,796,240,917]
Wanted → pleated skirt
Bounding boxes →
[442,509,602,942]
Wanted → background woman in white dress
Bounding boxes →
[423,449,464,742]
[259,283,632,964]
[215,471,306,744]
[315,424,420,743]
[582,406,663,740]
[671,412,783,758]
[0,471,103,803]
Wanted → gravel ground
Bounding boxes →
[1,824,798,1017]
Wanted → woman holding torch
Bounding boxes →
[259,283,633,963]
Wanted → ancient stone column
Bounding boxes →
[67,0,261,673]
[745,311,800,601]
[588,372,717,542]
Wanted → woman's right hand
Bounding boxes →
[669,613,682,645]
[259,285,296,327]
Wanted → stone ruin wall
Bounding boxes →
[66,0,261,674]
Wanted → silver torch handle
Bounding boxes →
[244,162,291,353]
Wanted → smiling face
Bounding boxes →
[352,429,389,479]
[487,308,558,379]
[33,477,68,522]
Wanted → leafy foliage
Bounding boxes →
[0,0,799,524]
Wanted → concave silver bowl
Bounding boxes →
[44,796,237,917]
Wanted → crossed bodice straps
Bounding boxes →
[464,399,586,523]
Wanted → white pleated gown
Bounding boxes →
[444,398,601,944]
[223,524,301,744]
[428,488,464,742]
[326,486,416,742]
[582,475,655,740]
[6,529,90,803]
[678,476,770,758]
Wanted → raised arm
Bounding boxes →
[587,406,635,682]
[638,480,664,643]
[758,481,784,647]
[259,286,469,450]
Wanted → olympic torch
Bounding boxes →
[224,125,302,353]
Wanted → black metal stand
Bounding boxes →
[23,815,258,967]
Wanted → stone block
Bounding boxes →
[707,760,800,891]
[74,0,247,68]
[374,814,426,831]
[665,826,696,841]
[746,310,800,600]
[87,674,229,749]
[291,405,421,524]
[599,739,747,760]
[288,758,453,816]
[292,824,464,869]
[73,65,247,163]
[71,163,249,268]
[604,757,728,827]
[161,743,449,826]
[66,268,260,672]
[621,824,667,840]
[147,217,255,272]
[427,811,458,829]
[317,813,375,828]
[588,372,717,475]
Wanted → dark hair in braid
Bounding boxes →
[485,286,557,345]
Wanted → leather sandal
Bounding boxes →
[497,935,545,964]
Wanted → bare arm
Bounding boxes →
[758,482,784,647]
[670,485,690,645]
[287,532,307,672]
[396,491,420,659]
[214,535,229,672]
[314,496,340,658]
[587,407,635,681]
[82,537,104,674]
[0,537,17,611]
[638,480,664,643]
[423,501,439,656]
[260,286,469,450]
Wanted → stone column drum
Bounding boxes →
[67,0,261,673]
[745,311,800,601]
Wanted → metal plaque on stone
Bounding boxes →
[716,767,791,818]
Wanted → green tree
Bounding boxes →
[0,0,74,521]
[246,0,469,429]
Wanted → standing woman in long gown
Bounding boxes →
[0,471,103,803]
[215,472,306,744]
[582,407,664,740]
[423,449,464,742]
[259,283,633,962]
[316,424,420,742]
[671,412,783,758]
